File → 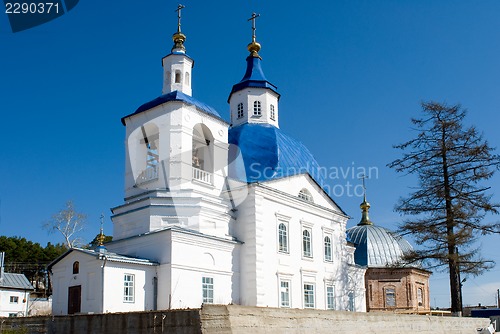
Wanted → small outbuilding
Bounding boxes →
[0,252,34,317]
[347,196,431,313]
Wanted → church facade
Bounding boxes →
[49,10,366,315]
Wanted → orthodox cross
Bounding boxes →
[248,12,260,42]
[359,174,368,200]
[98,213,105,246]
[175,4,185,33]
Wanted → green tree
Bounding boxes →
[388,101,500,315]
[42,200,87,248]
[0,236,66,295]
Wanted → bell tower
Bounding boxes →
[114,5,232,242]
[162,4,193,96]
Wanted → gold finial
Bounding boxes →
[172,4,186,52]
[97,213,105,246]
[358,175,373,226]
[247,12,261,58]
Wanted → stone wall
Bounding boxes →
[0,305,491,334]
[0,309,201,334]
[200,305,491,334]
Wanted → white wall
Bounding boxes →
[233,177,366,311]
[0,289,29,317]
[102,262,156,313]
[169,230,240,309]
[106,227,240,310]
[51,251,103,315]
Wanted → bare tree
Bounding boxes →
[43,201,87,248]
[388,101,500,315]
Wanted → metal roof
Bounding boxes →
[228,123,327,188]
[228,55,279,102]
[346,224,413,267]
[48,248,159,271]
[73,248,159,266]
[0,272,34,290]
[121,90,224,125]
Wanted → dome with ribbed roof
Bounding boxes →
[346,197,413,267]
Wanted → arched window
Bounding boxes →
[298,189,313,203]
[253,101,261,116]
[192,124,214,184]
[324,236,332,261]
[72,261,79,274]
[270,104,275,120]
[417,287,423,306]
[237,103,244,119]
[385,287,396,307]
[175,71,181,83]
[302,229,312,257]
[140,125,159,183]
[348,292,355,311]
[185,72,190,86]
[278,223,288,253]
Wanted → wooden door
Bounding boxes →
[68,285,81,314]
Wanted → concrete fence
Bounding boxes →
[0,305,491,334]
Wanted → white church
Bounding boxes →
[48,9,366,315]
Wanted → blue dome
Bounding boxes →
[228,123,327,188]
[347,224,413,267]
[228,56,279,102]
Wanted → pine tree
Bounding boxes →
[388,101,500,315]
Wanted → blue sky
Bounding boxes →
[1,1,499,308]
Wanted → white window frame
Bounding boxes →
[237,102,244,119]
[280,280,291,308]
[270,104,275,120]
[253,101,262,116]
[326,285,335,310]
[278,222,289,253]
[9,296,19,304]
[202,276,214,304]
[298,189,313,202]
[385,287,396,307]
[324,235,333,262]
[417,287,423,307]
[302,228,312,258]
[347,292,355,311]
[123,274,135,303]
[303,283,315,309]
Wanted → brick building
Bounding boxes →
[347,196,431,313]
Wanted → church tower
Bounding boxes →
[228,13,280,128]
[161,5,193,96]
[113,6,232,241]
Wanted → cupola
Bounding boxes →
[228,13,280,128]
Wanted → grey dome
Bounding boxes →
[347,224,413,267]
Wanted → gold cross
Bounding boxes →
[359,174,368,199]
[247,12,260,42]
[175,4,186,33]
